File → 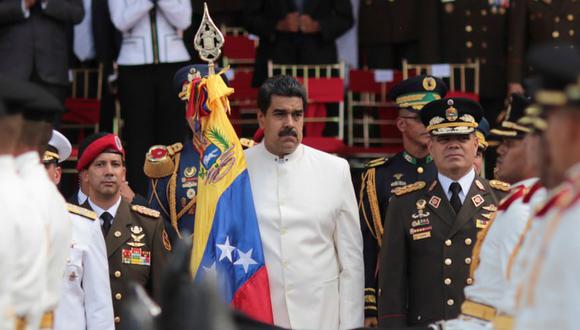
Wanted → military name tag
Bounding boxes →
[413,232,431,240]
[476,219,489,229]
[122,248,151,266]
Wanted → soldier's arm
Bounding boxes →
[377,197,408,328]
[241,0,278,41]
[0,0,28,23]
[43,0,84,24]
[317,0,354,41]
[150,217,172,303]
[108,0,153,33]
[83,219,115,330]
[157,0,192,30]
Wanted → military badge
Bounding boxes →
[483,204,497,212]
[127,225,146,248]
[429,196,441,209]
[475,180,485,191]
[412,199,431,219]
[390,173,406,188]
[423,77,437,91]
[413,231,432,241]
[187,188,196,199]
[481,212,495,220]
[446,105,459,122]
[411,218,430,227]
[410,226,432,235]
[476,219,489,229]
[122,248,151,266]
[472,194,485,207]
[184,166,197,178]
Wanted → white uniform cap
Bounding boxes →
[45,130,72,163]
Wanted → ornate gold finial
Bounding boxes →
[194,3,224,75]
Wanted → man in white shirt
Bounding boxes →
[377,97,507,328]
[244,75,364,330]
[43,130,115,330]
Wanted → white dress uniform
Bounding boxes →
[0,156,16,328]
[442,178,539,330]
[108,0,191,65]
[244,143,364,330]
[53,205,114,330]
[514,164,580,330]
[0,155,47,328]
[16,151,71,329]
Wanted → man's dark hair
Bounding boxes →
[257,75,307,114]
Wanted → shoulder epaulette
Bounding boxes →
[144,142,183,179]
[365,157,389,169]
[393,181,426,196]
[489,179,511,192]
[66,203,97,220]
[131,205,161,218]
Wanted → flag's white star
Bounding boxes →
[234,248,258,273]
[202,262,218,279]
[216,236,236,262]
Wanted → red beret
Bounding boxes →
[76,134,125,171]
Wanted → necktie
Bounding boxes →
[450,182,462,214]
[101,212,113,236]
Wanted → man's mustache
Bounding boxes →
[279,127,298,138]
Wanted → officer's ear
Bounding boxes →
[396,116,406,133]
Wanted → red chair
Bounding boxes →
[228,69,259,136]
[267,61,346,154]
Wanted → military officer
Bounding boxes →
[0,87,47,330]
[77,132,171,328]
[377,97,508,328]
[42,130,115,330]
[507,0,580,94]
[9,79,71,330]
[358,75,447,326]
[431,0,512,124]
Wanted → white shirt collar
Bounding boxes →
[88,196,122,220]
[77,189,88,205]
[259,142,304,164]
[438,168,476,204]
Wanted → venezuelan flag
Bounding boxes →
[188,70,273,323]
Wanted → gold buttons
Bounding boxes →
[444,258,452,266]
[465,257,472,265]
[481,58,487,64]
[568,14,575,21]
[555,16,561,23]
[570,30,575,37]
[482,26,488,32]
[466,277,474,285]
[482,42,488,49]
[445,239,452,247]
[465,25,473,32]
[447,299,455,306]
[444,278,452,285]
[114,271,121,278]
[553,31,560,38]
[481,9,487,16]
[114,231,122,238]
[114,317,120,324]
[378,288,382,296]
[466,41,473,48]
[465,10,471,16]
[465,238,472,246]
[115,293,122,300]
[417,167,424,174]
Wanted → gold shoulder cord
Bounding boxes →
[177,195,197,219]
[150,179,170,218]
[168,152,182,238]
[469,212,497,277]
[505,216,535,280]
[359,168,384,246]
[359,170,377,241]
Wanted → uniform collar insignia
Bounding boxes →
[472,194,485,207]
[429,196,441,208]
[482,204,497,212]
[429,180,438,192]
[475,179,485,191]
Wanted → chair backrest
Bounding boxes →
[267,61,346,141]
[402,59,480,96]
[220,25,249,36]
[347,69,406,147]
[69,64,104,100]
[222,35,258,67]
[227,68,260,137]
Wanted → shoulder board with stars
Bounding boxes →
[489,179,511,192]
[144,142,184,179]
[393,181,426,196]
[365,157,390,168]
[131,205,161,218]
[66,203,97,221]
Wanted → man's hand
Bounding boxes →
[508,82,525,95]
[24,0,37,9]
[299,14,320,33]
[120,181,136,204]
[276,12,300,33]
[364,317,378,328]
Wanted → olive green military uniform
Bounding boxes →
[508,0,580,84]
[105,200,171,327]
[377,179,508,327]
